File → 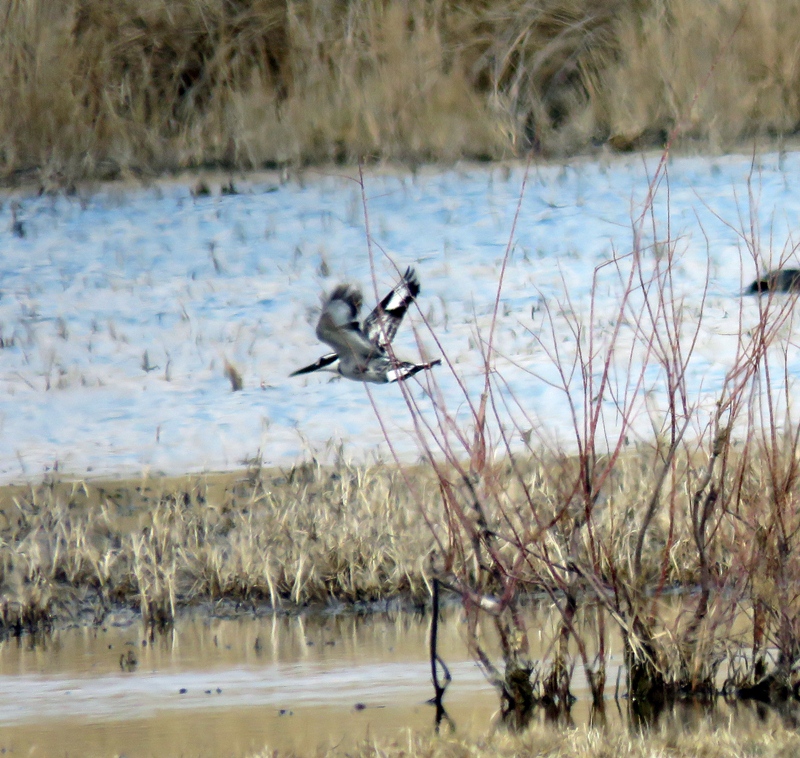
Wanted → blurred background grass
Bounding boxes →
[1,0,798,185]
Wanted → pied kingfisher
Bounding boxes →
[291,267,440,383]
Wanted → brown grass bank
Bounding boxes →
[4,0,800,186]
[0,460,442,635]
[251,718,800,758]
[1,440,798,637]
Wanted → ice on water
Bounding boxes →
[0,151,797,482]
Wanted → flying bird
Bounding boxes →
[291,267,440,383]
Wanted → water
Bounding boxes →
[2,605,794,757]
[0,610,504,756]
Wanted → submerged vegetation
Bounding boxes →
[4,0,800,185]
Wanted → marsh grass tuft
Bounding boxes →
[224,360,244,391]
[2,443,800,645]
[0,459,440,636]
[4,0,800,184]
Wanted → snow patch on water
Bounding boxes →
[1,152,799,482]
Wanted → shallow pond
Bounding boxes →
[0,609,508,756]
[0,605,793,757]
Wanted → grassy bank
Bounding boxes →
[252,718,800,758]
[4,0,800,186]
[0,459,441,634]
[0,439,795,636]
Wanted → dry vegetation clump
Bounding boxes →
[0,459,441,637]
[2,440,796,640]
[4,0,800,185]
[352,150,800,723]
[4,435,800,666]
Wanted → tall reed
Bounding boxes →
[4,1,800,185]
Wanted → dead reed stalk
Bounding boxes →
[364,155,800,724]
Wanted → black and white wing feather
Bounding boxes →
[363,267,420,349]
[386,358,442,383]
[314,284,377,361]
[289,351,338,377]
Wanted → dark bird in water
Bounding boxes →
[745,269,800,294]
[291,266,440,384]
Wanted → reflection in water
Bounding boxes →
[0,606,797,756]
[429,579,454,734]
[0,610,498,756]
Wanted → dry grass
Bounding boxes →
[252,717,800,758]
[4,0,800,186]
[350,150,800,713]
[1,442,799,637]
[0,459,442,634]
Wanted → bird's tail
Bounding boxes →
[388,358,442,383]
[290,353,338,376]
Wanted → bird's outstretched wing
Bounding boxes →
[315,284,377,360]
[289,352,339,376]
[363,267,420,350]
